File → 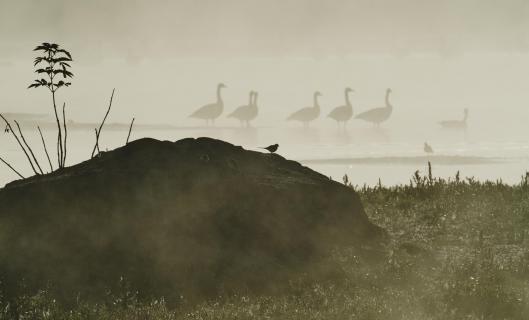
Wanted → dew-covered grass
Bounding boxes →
[2,166,529,319]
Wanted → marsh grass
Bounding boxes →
[2,166,528,319]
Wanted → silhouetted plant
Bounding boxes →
[0,114,42,176]
[126,117,135,145]
[28,42,73,169]
[91,89,115,158]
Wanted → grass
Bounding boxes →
[2,165,529,319]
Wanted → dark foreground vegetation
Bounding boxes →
[1,165,528,319]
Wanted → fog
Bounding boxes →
[1,0,529,186]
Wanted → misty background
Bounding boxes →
[1,0,529,186]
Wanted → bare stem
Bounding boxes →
[52,90,64,168]
[62,103,68,167]
[126,117,135,145]
[0,114,39,175]
[94,128,101,155]
[91,88,115,158]
[38,126,54,172]
[0,155,25,179]
[14,120,44,175]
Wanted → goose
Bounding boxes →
[328,87,354,127]
[439,108,468,129]
[355,88,393,127]
[287,91,322,126]
[247,91,258,124]
[190,83,226,125]
[424,142,434,154]
[228,91,254,126]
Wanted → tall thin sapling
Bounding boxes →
[28,42,73,169]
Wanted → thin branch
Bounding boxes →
[14,120,44,175]
[91,88,115,158]
[0,114,40,175]
[126,117,135,145]
[38,126,54,172]
[62,102,68,167]
[0,155,25,179]
[94,128,101,156]
[52,88,63,168]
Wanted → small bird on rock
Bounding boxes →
[261,144,279,153]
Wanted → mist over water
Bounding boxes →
[1,0,529,187]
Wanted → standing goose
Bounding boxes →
[190,83,226,125]
[328,87,354,127]
[228,91,254,126]
[247,91,259,125]
[439,108,468,129]
[355,88,393,127]
[287,91,322,126]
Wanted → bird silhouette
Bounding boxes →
[189,83,226,126]
[261,144,279,153]
[355,88,393,127]
[424,142,434,154]
[439,108,468,129]
[227,90,259,127]
[328,87,354,128]
[287,91,322,127]
[228,91,254,126]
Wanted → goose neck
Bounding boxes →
[217,86,223,103]
[385,91,392,109]
[313,94,320,108]
[345,90,351,106]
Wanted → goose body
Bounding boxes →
[439,108,468,129]
[287,91,321,126]
[355,88,393,126]
[190,83,226,125]
[328,87,354,126]
[228,91,257,126]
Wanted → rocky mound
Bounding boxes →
[0,137,383,301]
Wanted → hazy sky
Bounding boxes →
[1,0,529,127]
[1,0,529,61]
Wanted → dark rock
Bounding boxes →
[0,137,383,301]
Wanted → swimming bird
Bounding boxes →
[438,108,468,129]
[287,91,322,126]
[261,144,279,153]
[328,87,354,127]
[355,88,393,127]
[228,91,254,126]
[424,142,434,154]
[190,83,226,125]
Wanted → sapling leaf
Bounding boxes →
[57,49,72,59]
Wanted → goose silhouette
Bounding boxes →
[328,87,354,127]
[287,91,322,126]
[439,108,468,129]
[355,88,393,127]
[228,91,255,126]
[424,142,434,154]
[190,83,226,125]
